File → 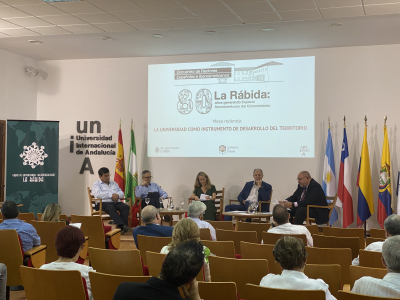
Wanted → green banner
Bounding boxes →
[6,120,59,214]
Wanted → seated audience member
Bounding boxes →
[113,240,204,300]
[0,263,6,300]
[189,172,217,221]
[161,218,211,282]
[268,204,313,247]
[40,226,95,300]
[92,167,129,234]
[283,171,328,225]
[0,201,40,252]
[41,203,68,224]
[135,170,168,208]
[260,236,336,300]
[352,236,400,298]
[352,214,400,265]
[224,169,272,221]
[187,201,216,241]
[132,205,173,248]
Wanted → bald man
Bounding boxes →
[132,205,173,248]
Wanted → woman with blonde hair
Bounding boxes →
[189,172,216,221]
[41,203,62,222]
[161,218,211,282]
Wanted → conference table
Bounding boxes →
[159,208,187,226]
[223,211,272,230]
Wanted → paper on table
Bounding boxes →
[199,194,210,201]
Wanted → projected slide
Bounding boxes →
[148,56,315,158]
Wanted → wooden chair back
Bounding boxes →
[87,187,110,219]
[370,228,385,239]
[338,290,393,300]
[262,231,307,246]
[306,195,337,226]
[198,282,238,300]
[323,227,365,249]
[359,250,385,269]
[240,241,280,274]
[20,266,87,300]
[209,256,268,299]
[89,272,150,300]
[237,222,270,243]
[304,264,341,298]
[215,229,257,254]
[366,237,385,247]
[201,240,235,258]
[18,212,35,221]
[136,235,172,265]
[258,189,273,212]
[0,229,24,286]
[37,213,68,222]
[88,247,143,276]
[199,228,211,241]
[215,188,225,221]
[29,220,66,263]
[304,224,319,236]
[206,221,233,231]
[313,234,360,259]
[71,215,106,249]
[306,246,352,284]
[246,283,325,300]
[349,265,387,289]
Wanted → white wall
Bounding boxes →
[37,44,400,229]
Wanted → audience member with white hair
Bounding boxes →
[187,201,216,241]
[352,235,400,298]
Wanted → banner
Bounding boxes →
[6,120,59,214]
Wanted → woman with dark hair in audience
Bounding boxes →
[40,226,95,299]
[260,236,336,300]
[189,172,217,221]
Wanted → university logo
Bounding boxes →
[219,145,226,154]
[20,142,48,169]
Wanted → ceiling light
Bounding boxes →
[204,31,217,35]
[328,22,343,27]
[28,40,43,44]
[261,27,275,31]
[151,34,163,38]
[25,66,39,76]
[100,36,112,41]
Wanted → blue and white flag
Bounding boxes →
[322,127,337,225]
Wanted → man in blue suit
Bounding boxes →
[132,205,173,248]
[224,169,272,221]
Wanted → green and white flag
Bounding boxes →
[125,125,138,205]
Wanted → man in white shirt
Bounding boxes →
[92,167,130,234]
[187,201,216,241]
[352,236,400,298]
[268,204,313,247]
[352,214,400,265]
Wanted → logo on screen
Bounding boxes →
[219,145,226,154]
[177,89,194,114]
[195,89,212,114]
[155,147,160,153]
[19,142,48,169]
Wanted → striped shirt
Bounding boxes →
[352,273,400,298]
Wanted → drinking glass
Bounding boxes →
[180,198,185,210]
[170,198,174,210]
[159,197,164,209]
[145,198,150,206]
[254,202,259,213]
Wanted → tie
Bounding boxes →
[300,188,307,201]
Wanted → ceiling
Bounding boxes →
[0,0,398,60]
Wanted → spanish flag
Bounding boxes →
[114,123,126,193]
[357,124,374,226]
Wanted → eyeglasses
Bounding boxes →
[297,176,306,181]
[143,176,152,179]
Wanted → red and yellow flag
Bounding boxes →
[115,122,126,192]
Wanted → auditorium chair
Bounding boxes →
[88,248,143,276]
[306,194,337,226]
[366,237,385,247]
[201,240,236,258]
[306,246,352,284]
[246,284,325,300]
[304,224,319,236]
[0,229,47,298]
[188,188,225,221]
[313,235,360,259]
[237,222,270,243]
[349,265,387,289]
[206,220,234,230]
[71,215,121,250]
[18,212,36,221]
[136,235,172,275]
[199,228,212,240]
[369,228,385,239]
[262,231,307,246]
[215,229,257,257]
[209,256,268,300]
[89,272,150,300]
[20,266,89,300]
[304,264,341,298]
[323,227,365,249]
[359,250,385,269]
[36,212,68,222]
[240,241,280,274]
[198,282,238,300]
[337,290,394,300]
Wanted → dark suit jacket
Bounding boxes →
[286,178,329,224]
[132,223,173,248]
[238,181,272,211]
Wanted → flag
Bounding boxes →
[322,126,337,225]
[337,126,353,228]
[397,171,400,215]
[114,124,126,192]
[377,123,392,228]
[357,126,374,226]
[125,125,139,227]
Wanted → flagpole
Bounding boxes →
[364,115,367,238]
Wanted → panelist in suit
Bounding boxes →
[189,172,217,221]
[132,205,173,248]
[283,171,329,225]
[224,169,272,221]
[135,170,168,209]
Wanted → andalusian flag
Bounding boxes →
[377,120,392,228]
[114,123,126,192]
[357,120,374,227]
[125,124,138,202]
